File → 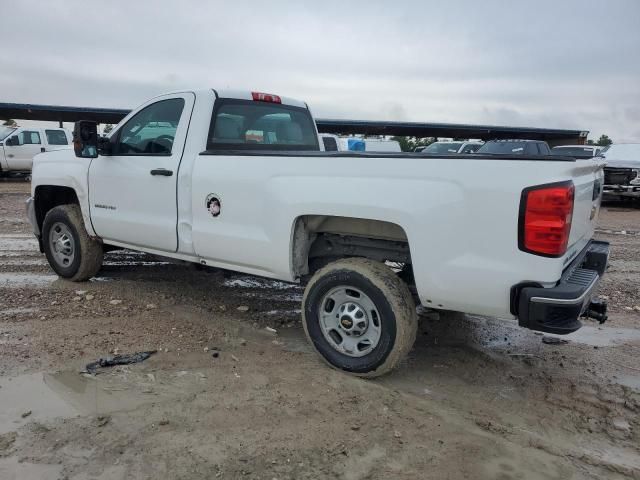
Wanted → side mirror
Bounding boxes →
[6,136,19,147]
[73,120,98,158]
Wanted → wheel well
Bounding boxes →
[34,186,79,233]
[291,215,412,279]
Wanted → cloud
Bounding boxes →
[3,0,640,141]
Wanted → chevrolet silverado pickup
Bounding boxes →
[26,89,610,377]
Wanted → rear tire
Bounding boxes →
[302,258,417,377]
[42,204,103,281]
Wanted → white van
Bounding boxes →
[0,126,72,176]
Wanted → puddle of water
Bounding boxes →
[264,309,301,316]
[224,276,299,290]
[0,373,77,435]
[246,292,303,302]
[561,326,640,347]
[0,307,40,316]
[0,238,38,251]
[0,273,56,288]
[103,261,171,266]
[0,457,63,480]
[0,258,46,266]
[616,374,640,390]
[0,371,153,435]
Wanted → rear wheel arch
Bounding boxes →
[290,214,413,279]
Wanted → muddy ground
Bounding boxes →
[0,179,639,480]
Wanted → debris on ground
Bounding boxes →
[109,299,123,305]
[21,410,32,418]
[237,306,249,312]
[265,326,277,334]
[84,350,157,374]
[542,336,569,345]
[95,416,110,427]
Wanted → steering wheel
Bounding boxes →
[153,134,175,154]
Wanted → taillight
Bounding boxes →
[519,182,574,257]
[251,92,281,104]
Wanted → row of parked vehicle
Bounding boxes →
[1,124,638,199]
[415,139,639,199]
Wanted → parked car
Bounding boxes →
[476,139,551,155]
[418,141,483,154]
[0,126,72,177]
[319,134,401,152]
[600,143,640,198]
[551,145,604,157]
[27,89,609,377]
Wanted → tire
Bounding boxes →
[42,204,103,281]
[302,258,417,377]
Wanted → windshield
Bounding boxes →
[0,126,16,141]
[476,141,529,154]
[551,146,595,157]
[422,142,463,154]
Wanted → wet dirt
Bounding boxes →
[0,180,639,479]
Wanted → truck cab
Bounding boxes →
[0,126,72,176]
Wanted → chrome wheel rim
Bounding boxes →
[318,286,381,357]
[49,222,75,268]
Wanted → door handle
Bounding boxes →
[150,168,173,176]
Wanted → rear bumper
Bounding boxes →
[512,240,610,334]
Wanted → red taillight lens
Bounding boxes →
[520,182,574,257]
[251,92,281,104]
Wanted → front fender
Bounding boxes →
[31,151,96,237]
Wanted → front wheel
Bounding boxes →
[302,258,417,377]
[42,204,103,281]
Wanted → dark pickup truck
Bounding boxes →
[600,144,640,198]
[476,139,552,156]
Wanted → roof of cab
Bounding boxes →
[213,89,308,109]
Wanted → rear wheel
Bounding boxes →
[42,204,103,281]
[302,258,417,377]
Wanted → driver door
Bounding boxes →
[4,130,43,171]
[88,93,195,252]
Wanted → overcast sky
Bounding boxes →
[4,0,640,142]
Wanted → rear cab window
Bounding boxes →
[207,99,319,151]
[45,129,69,145]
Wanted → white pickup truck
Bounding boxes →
[27,89,610,376]
[1,126,72,177]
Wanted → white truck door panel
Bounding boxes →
[4,130,43,171]
[88,93,195,252]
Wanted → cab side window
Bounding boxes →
[115,98,185,155]
[45,129,69,145]
[16,131,41,145]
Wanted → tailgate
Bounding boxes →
[566,157,606,258]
